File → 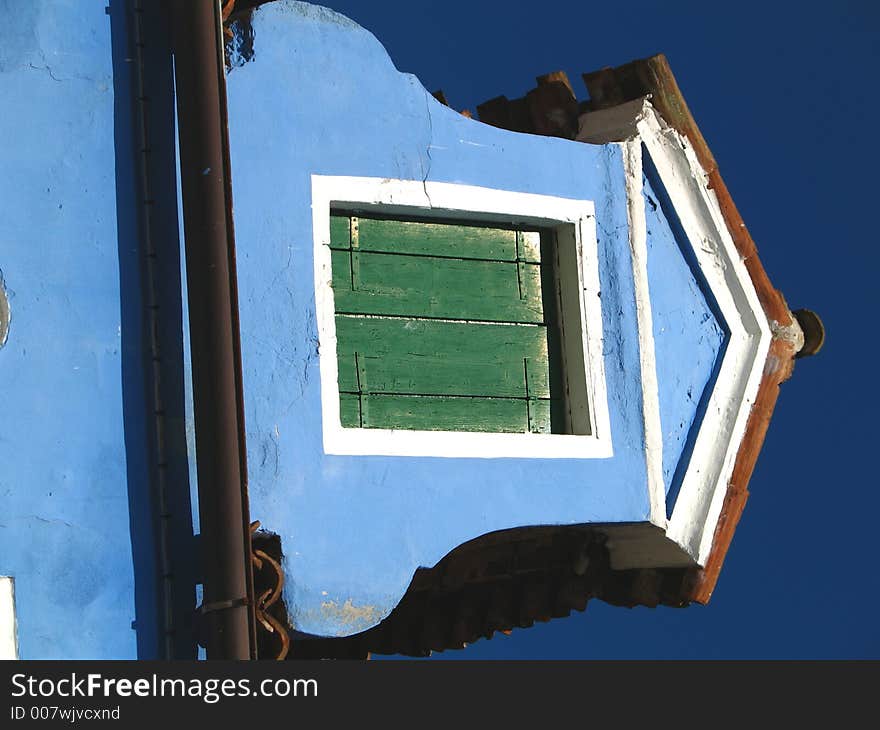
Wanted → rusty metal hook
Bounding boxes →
[249,521,290,660]
[221,0,236,39]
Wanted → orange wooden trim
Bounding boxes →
[472,55,804,606]
[582,55,792,328]
[580,55,800,602]
[684,337,797,602]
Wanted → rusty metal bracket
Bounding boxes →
[250,521,290,660]
[221,0,236,38]
[199,596,250,614]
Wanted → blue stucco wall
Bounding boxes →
[0,0,139,658]
[643,168,726,504]
[0,0,736,652]
[225,1,652,637]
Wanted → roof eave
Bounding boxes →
[472,54,815,604]
[580,54,804,603]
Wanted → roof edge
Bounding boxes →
[474,56,809,603]
[580,54,801,603]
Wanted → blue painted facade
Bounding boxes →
[0,0,723,654]
[0,0,197,659]
[225,2,718,636]
[642,164,727,509]
[0,0,139,658]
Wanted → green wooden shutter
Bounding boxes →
[330,213,565,433]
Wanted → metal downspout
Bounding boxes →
[170,0,256,660]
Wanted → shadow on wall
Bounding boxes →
[109,0,198,660]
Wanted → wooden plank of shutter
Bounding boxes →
[333,217,524,262]
[351,394,535,433]
[330,249,545,324]
[340,393,556,433]
[335,316,551,399]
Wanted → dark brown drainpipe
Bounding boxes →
[170,0,256,660]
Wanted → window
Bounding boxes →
[312,176,611,459]
[330,214,567,434]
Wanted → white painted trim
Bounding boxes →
[0,577,18,660]
[634,107,772,564]
[311,175,612,459]
[621,139,667,529]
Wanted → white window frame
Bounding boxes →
[311,175,612,459]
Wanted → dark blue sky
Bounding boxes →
[320,0,878,659]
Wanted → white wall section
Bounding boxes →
[0,577,18,660]
[621,139,667,529]
[635,107,771,564]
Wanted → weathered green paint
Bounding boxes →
[329,215,351,249]
[331,250,545,323]
[331,215,542,263]
[338,391,362,427]
[340,393,553,433]
[335,316,551,398]
[330,214,563,433]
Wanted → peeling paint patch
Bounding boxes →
[0,270,9,348]
[319,598,383,635]
[225,10,255,70]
